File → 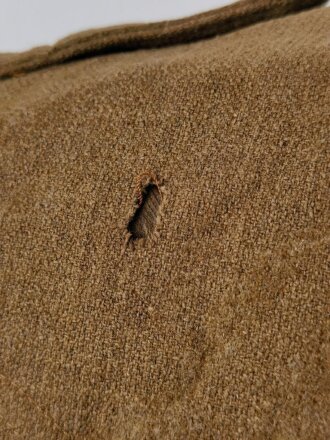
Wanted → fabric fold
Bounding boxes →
[0,0,326,79]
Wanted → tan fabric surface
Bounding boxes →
[0,0,329,438]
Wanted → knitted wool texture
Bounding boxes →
[0,0,329,439]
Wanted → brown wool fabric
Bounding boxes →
[0,0,329,439]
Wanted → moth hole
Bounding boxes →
[127,183,161,240]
